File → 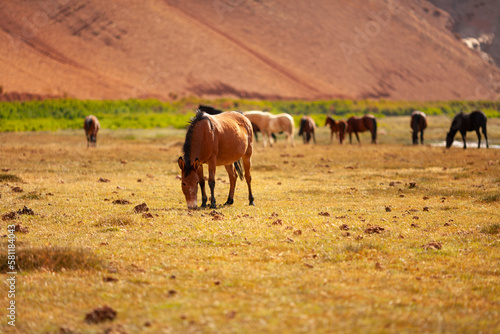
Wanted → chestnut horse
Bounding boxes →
[411,110,428,145]
[347,115,377,144]
[243,111,295,147]
[84,115,100,148]
[298,116,316,144]
[178,110,254,209]
[324,116,346,144]
[446,110,488,149]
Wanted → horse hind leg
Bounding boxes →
[476,129,481,148]
[242,154,254,206]
[482,125,489,148]
[224,164,237,205]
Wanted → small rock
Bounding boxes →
[422,241,442,250]
[84,305,117,324]
[365,226,385,234]
[339,224,349,230]
[134,203,149,213]
[112,199,131,205]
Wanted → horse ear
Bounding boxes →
[193,158,201,171]
[178,157,185,170]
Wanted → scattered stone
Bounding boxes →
[423,206,429,212]
[210,210,224,221]
[112,199,131,205]
[365,226,385,234]
[226,311,237,319]
[12,186,23,193]
[84,305,117,324]
[17,206,34,215]
[2,212,17,221]
[339,224,349,230]
[14,223,29,233]
[103,276,118,282]
[272,219,283,226]
[293,229,302,236]
[409,182,417,189]
[133,203,149,213]
[423,241,442,250]
[385,206,392,212]
[318,212,330,217]
[98,178,110,183]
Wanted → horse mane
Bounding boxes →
[182,110,211,176]
[198,105,223,115]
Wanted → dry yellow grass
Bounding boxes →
[0,116,499,333]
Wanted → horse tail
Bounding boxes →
[411,114,417,131]
[372,117,377,143]
[234,159,244,181]
[298,118,306,136]
[84,117,93,132]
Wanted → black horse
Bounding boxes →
[411,110,427,145]
[198,105,223,114]
[446,110,488,149]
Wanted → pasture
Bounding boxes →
[1,116,499,333]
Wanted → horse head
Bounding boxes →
[178,157,201,210]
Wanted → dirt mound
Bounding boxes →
[1,0,499,101]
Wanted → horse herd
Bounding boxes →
[83,108,490,209]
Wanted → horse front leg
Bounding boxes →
[460,130,467,149]
[420,130,424,145]
[208,162,217,209]
[355,132,361,144]
[197,166,208,208]
[224,164,237,205]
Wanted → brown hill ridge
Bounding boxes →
[1,0,499,101]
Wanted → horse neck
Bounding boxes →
[184,118,214,165]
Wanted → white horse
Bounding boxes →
[243,111,295,147]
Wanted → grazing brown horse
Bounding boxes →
[324,116,346,144]
[84,115,100,148]
[178,110,254,210]
[411,110,428,145]
[298,116,316,144]
[446,110,488,149]
[347,115,377,144]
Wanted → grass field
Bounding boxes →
[1,116,499,333]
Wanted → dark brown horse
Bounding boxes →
[178,110,254,209]
[446,110,488,149]
[84,115,100,148]
[298,116,316,144]
[411,110,428,145]
[324,116,346,144]
[347,115,377,144]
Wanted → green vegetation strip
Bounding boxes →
[1,98,499,131]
